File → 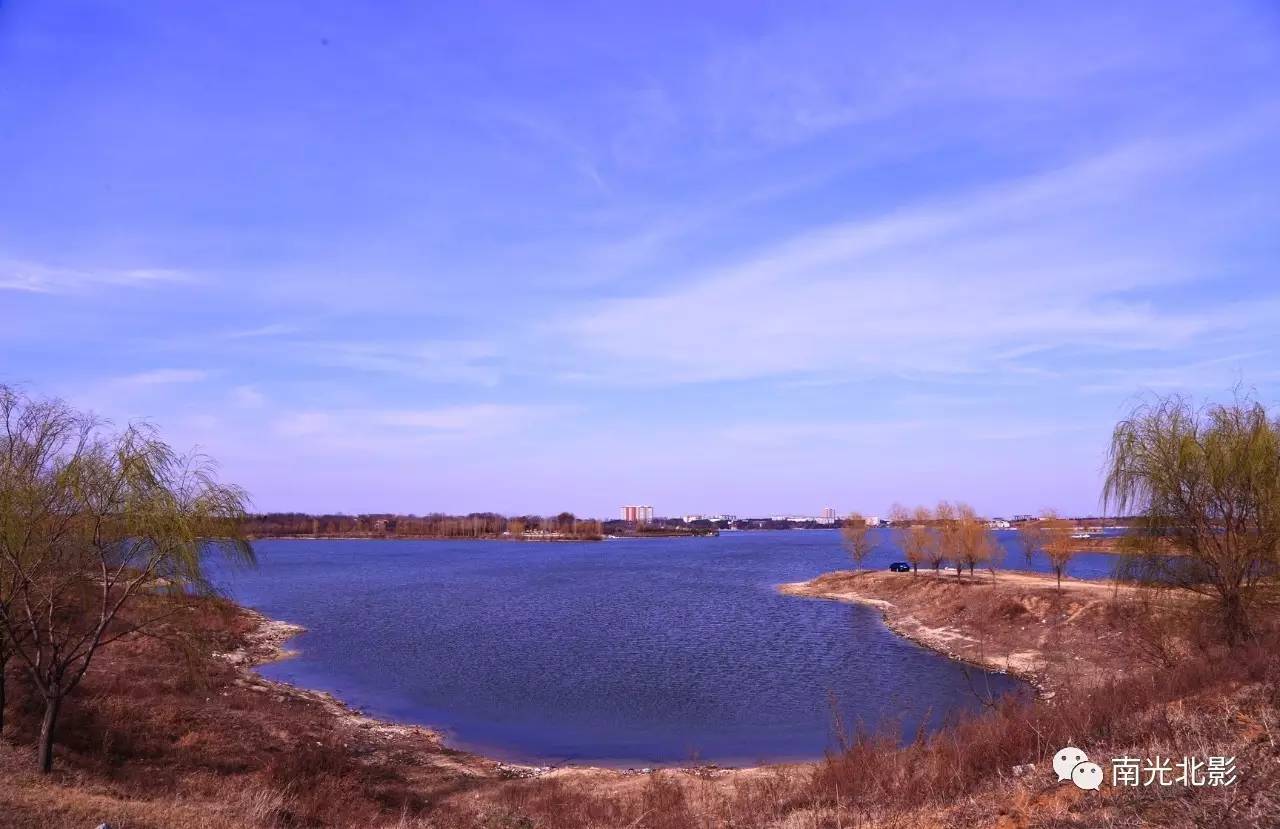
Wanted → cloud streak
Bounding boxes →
[111,368,209,387]
[0,261,188,294]
[269,404,563,454]
[560,121,1280,386]
[297,340,503,386]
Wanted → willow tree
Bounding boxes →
[0,386,254,772]
[0,388,83,739]
[841,513,875,572]
[1104,393,1280,645]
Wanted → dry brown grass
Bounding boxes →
[811,631,1280,824]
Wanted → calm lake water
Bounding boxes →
[213,529,1114,766]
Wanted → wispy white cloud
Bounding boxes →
[231,385,267,408]
[111,368,209,387]
[559,121,1280,386]
[298,340,503,385]
[692,4,1276,151]
[1072,350,1280,395]
[222,322,302,339]
[722,419,931,447]
[270,404,557,453]
[723,416,1098,448]
[0,260,188,294]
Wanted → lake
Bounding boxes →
[213,529,1111,766]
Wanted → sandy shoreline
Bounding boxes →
[780,569,1143,696]
[218,608,513,779]
[779,576,1049,694]
[224,608,736,780]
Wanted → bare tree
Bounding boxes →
[1104,392,1280,644]
[0,386,254,772]
[924,535,947,572]
[1014,514,1049,568]
[892,504,932,575]
[1038,510,1076,590]
[935,500,959,575]
[841,513,876,572]
[0,516,16,737]
[955,503,999,580]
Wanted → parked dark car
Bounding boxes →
[889,561,911,572]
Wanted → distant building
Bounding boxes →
[987,518,1012,529]
[620,505,654,524]
[819,506,837,525]
[709,514,737,523]
[864,515,883,527]
[683,514,705,523]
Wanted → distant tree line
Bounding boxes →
[600,518,719,536]
[244,511,604,541]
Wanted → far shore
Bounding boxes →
[249,534,604,542]
[249,528,1144,554]
[247,531,715,541]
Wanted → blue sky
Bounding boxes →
[3,1,1279,518]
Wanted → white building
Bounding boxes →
[819,506,837,525]
[620,505,654,524]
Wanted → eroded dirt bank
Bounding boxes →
[780,568,1144,694]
